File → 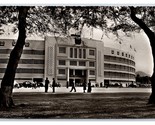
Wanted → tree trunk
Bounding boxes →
[130,7,155,104]
[149,72,155,104]
[148,39,155,104]
[0,7,29,108]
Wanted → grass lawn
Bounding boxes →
[0,92,155,119]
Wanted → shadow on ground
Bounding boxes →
[0,92,154,119]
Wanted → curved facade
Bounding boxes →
[0,37,136,87]
[104,47,136,87]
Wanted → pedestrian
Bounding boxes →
[52,78,56,93]
[70,79,76,92]
[126,83,128,87]
[83,80,87,93]
[45,77,50,93]
[87,80,92,93]
[100,82,103,87]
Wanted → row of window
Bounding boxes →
[104,64,135,73]
[104,71,135,79]
[70,48,87,59]
[0,77,33,81]
[58,69,95,75]
[111,50,134,60]
[0,68,44,74]
[58,60,95,67]
[104,55,135,66]
[0,59,44,64]
[59,46,95,59]
[0,49,45,55]
[0,41,30,47]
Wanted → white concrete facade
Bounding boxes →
[44,36,104,86]
[0,36,135,87]
[104,47,136,87]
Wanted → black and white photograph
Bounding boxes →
[0,1,155,122]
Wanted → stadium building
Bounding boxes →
[0,36,136,87]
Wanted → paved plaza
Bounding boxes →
[0,89,153,118]
[13,87,151,93]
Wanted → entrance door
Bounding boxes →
[75,79,83,86]
[69,69,87,86]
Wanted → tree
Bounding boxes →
[0,7,29,107]
[41,6,155,104]
[1,6,155,108]
[49,6,155,104]
[0,6,111,108]
[129,7,155,103]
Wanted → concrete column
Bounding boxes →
[73,69,75,82]
[86,69,89,83]
[67,68,69,82]
[66,68,69,88]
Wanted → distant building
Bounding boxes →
[0,36,136,87]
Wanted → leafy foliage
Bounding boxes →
[0,6,155,38]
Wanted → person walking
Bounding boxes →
[70,79,76,92]
[87,80,92,93]
[52,78,56,93]
[45,77,50,93]
[83,80,87,93]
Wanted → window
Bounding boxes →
[117,51,119,55]
[70,48,73,58]
[79,49,82,58]
[79,61,86,66]
[74,48,77,58]
[126,53,128,57]
[58,69,66,74]
[0,41,5,46]
[111,50,114,54]
[58,60,66,65]
[83,49,86,58]
[12,41,16,46]
[16,68,44,74]
[59,47,66,53]
[25,42,30,47]
[89,61,95,67]
[33,59,44,64]
[89,70,95,75]
[89,49,95,56]
[122,52,124,56]
[70,61,77,66]
[129,54,130,58]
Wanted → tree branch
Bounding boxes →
[129,6,155,40]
